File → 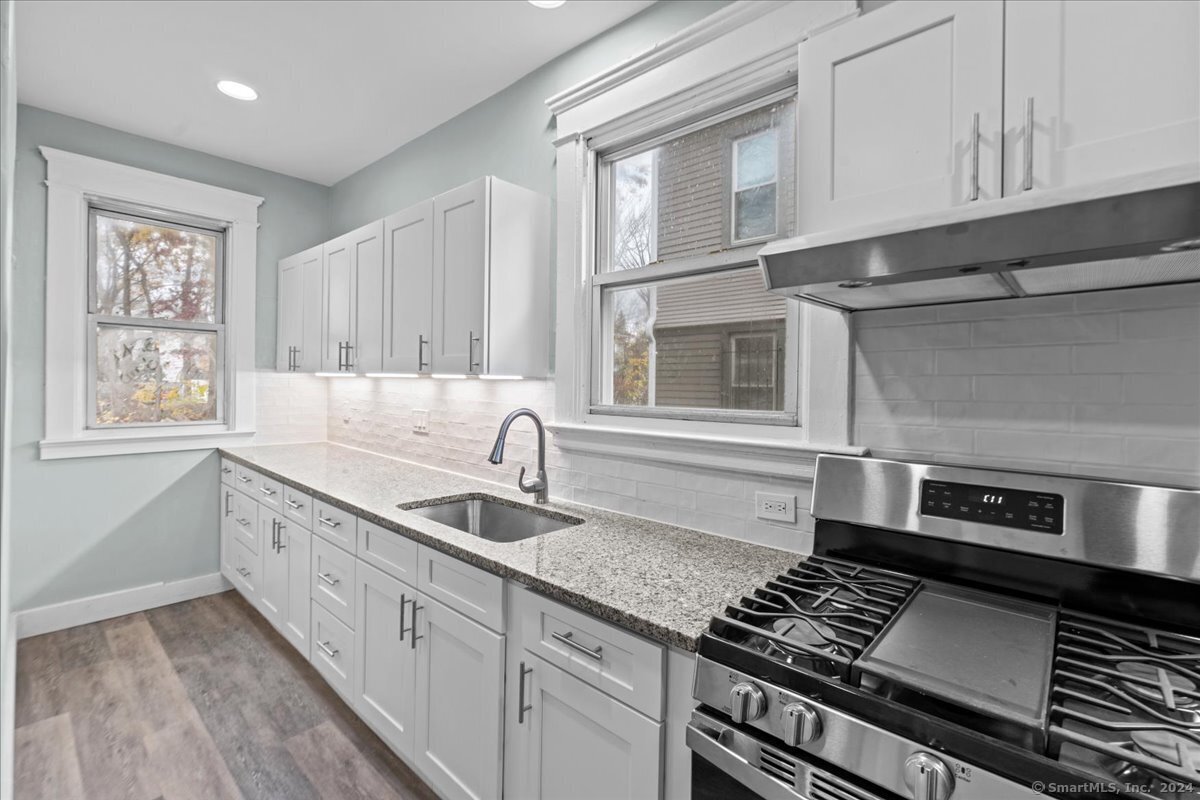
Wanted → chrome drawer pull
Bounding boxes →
[284,498,302,510]
[236,518,251,527]
[317,640,339,658]
[552,630,603,661]
[317,572,340,587]
[258,486,276,497]
[225,491,233,516]
[317,515,341,529]
[518,661,533,724]
[409,598,424,650]
[236,567,250,577]
[237,475,252,483]
[221,466,232,474]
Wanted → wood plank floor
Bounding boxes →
[14,590,439,800]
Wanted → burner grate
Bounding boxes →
[708,555,919,680]
[1050,610,1200,789]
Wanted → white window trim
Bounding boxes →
[547,0,864,476]
[39,147,262,460]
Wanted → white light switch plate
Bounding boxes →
[413,409,429,433]
[755,492,796,523]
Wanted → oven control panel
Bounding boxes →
[920,480,1064,534]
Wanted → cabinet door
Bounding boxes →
[1004,0,1200,195]
[282,522,311,658]
[259,513,287,627]
[414,594,504,800]
[219,486,236,581]
[382,200,434,374]
[353,562,417,759]
[505,654,663,800]
[276,253,303,372]
[431,178,488,374]
[298,245,324,372]
[322,222,383,373]
[796,1,1003,233]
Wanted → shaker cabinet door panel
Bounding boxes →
[353,562,417,759]
[414,594,504,800]
[431,178,488,374]
[299,246,324,372]
[322,234,356,372]
[1003,0,1200,195]
[383,200,435,374]
[282,524,312,659]
[276,254,303,372]
[797,0,1003,233]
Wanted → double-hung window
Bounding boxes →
[89,207,225,427]
[591,96,799,426]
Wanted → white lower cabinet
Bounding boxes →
[354,561,417,759]
[414,594,505,800]
[505,653,663,800]
[312,600,356,699]
[219,485,237,581]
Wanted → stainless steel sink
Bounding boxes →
[404,497,583,543]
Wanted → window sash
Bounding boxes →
[86,205,229,430]
[730,129,780,245]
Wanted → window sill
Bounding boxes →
[547,421,867,480]
[40,428,256,460]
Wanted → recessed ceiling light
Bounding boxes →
[216,80,258,101]
[528,0,566,8]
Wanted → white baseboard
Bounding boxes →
[15,572,231,639]
[1,613,15,800]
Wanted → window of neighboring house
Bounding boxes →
[89,207,225,427]
[593,96,798,425]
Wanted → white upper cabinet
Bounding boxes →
[276,245,322,372]
[797,1,1003,233]
[382,200,435,374]
[1003,0,1200,195]
[321,220,384,373]
[431,177,551,377]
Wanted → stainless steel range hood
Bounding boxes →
[759,167,1200,312]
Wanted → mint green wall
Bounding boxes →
[329,1,729,232]
[10,106,328,610]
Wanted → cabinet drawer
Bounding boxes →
[311,601,355,699]
[357,520,418,586]
[512,586,665,719]
[313,499,356,552]
[231,492,259,554]
[254,474,283,511]
[233,462,258,495]
[312,536,356,628]
[231,539,259,600]
[220,457,236,487]
[417,545,504,633]
[281,485,313,529]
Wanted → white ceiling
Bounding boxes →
[16,0,654,185]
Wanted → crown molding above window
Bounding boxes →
[549,421,867,481]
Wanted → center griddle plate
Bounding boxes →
[857,583,1056,730]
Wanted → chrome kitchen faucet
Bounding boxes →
[487,408,548,504]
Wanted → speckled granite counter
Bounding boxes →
[220,443,801,651]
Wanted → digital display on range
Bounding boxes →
[921,480,1064,534]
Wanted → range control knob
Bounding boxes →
[781,701,822,746]
[904,752,955,800]
[728,682,766,724]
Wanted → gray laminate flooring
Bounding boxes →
[14,590,439,800]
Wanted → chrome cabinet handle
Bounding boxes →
[417,335,429,370]
[221,466,232,474]
[1022,96,1035,191]
[317,515,341,529]
[552,630,603,661]
[317,572,340,587]
[271,519,279,551]
[284,498,302,510]
[224,491,233,517]
[340,341,354,371]
[968,111,980,201]
[237,475,252,484]
[518,661,533,724]
[468,331,480,372]
[409,598,424,650]
[317,640,339,658]
[337,341,345,371]
[236,517,251,527]
[399,592,407,641]
[289,345,300,372]
[258,486,276,497]
[236,567,250,577]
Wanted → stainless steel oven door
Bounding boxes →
[687,709,889,800]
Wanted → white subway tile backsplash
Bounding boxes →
[1125,438,1200,472]
[971,313,1119,347]
[972,375,1124,403]
[975,430,1123,466]
[934,401,1072,431]
[856,322,972,352]
[936,346,1071,375]
[1073,338,1200,374]
[1123,374,1200,406]
[858,375,973,401]
[1120,307,1200,341]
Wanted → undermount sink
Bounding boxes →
[403,497,583,543]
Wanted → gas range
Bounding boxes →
[689,456,1200,800]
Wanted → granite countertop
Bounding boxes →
[220,442,801,651]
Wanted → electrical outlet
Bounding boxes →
[413,409,429,434]
[756,492,796,523]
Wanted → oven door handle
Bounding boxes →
[686,719,805,800]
